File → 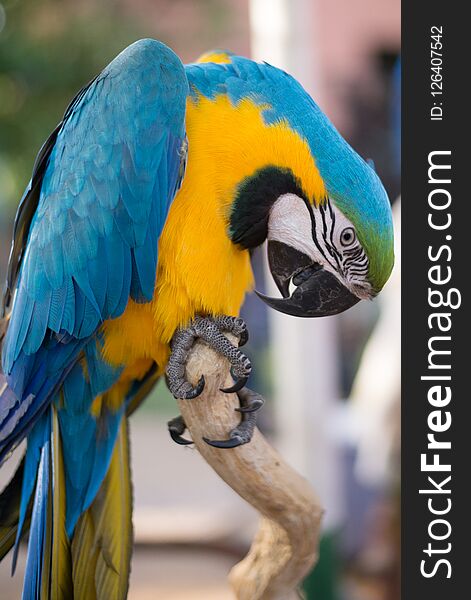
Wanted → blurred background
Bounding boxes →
[0,1,400,598]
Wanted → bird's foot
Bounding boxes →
[166,315,250,400]
[168,387,264,449]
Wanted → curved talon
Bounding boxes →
[169,429,193,445]
[167,415,193,446]
[203,435,245,449]
[220,375,248,394]
[184,374,205,399]
[238,328,249,347]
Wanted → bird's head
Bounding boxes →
[224,65,394,317]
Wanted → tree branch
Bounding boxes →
[177,336,324,600]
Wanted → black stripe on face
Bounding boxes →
[327,201,344,265]
[318,202,342,271]
[350,261,369,274]
[229,166,308,249]
[344,250,369,280]
[344,247,362,257]
[303,199,334,268]
[343,248,363,269]
[349,266,369,276]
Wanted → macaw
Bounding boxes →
[0,39,394,598]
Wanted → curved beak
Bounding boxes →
[255,241,360,317]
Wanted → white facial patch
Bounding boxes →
[267,193,372,298]
[267,194,318,260]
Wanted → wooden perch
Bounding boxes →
[177,335,324,600]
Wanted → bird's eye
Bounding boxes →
[340,227,356,247]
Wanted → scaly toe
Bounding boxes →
[234,387,265,413]
[235,397,264,413]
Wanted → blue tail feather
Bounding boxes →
[12,411,51,575]
[21,428,51,599]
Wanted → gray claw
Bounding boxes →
[185,375,205,399]
[168,415,193,445]
[203,435,244,449]
[220,376,248,394]
[237,327,249,347]
[169,430,193,445]
[167,374,205,400]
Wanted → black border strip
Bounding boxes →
[402,3,466,597]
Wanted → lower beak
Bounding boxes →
[255,241,360,317]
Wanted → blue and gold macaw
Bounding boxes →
[0,40,394,598]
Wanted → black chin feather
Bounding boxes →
[229,166,308,249]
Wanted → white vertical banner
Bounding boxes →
[249,0,345,531]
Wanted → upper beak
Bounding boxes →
[255,241,360,317]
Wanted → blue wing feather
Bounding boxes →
[0,40,188,467]
[3,38,187,369]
